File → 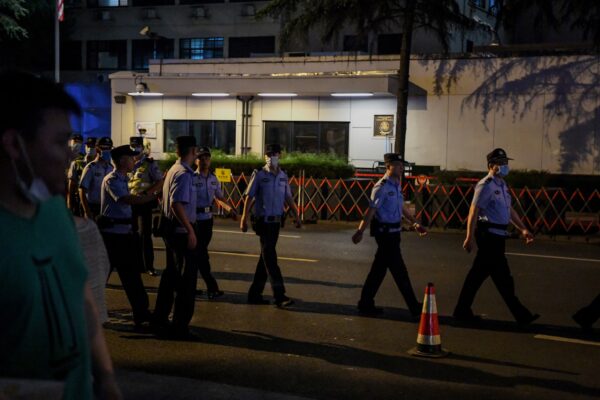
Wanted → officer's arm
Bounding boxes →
[241,195,253,223]
[465,203,479,241]
[79,167,92,217]
[510,207,533,242]
[357,207,377,233]
[144,178,164,195]
[171,202,194,234]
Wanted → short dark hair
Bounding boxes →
[0,71,81,142]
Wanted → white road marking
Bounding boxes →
[506,252,600,263]
[214,229,301,239]
[534,334,600,347]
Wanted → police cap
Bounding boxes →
[383,153,410,164]
[111,145,139,160]
[486,148,513,164]
[130,136,143,147]
[197,146,211,157]
[98,137,113,148]
[71,133,83,142]
[265,143,282,155]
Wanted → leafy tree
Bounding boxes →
[0,0,29,40]
[258,0,475,157]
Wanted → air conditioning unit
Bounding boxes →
[97,10,111,21]
[143,8,158,20]
[191,6,207,19]
[241,4,255,17]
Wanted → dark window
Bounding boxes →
[87,40,127,70]
[180,38,224,59]
[62,41,82,70]
[229,36,275,58]
[377,33,402,55]
[264,121,349,157]
[132,0,174,5]
[164,120,236,154]
[132,39,174,70]
[343,35,368,53]
[87,0,128,6]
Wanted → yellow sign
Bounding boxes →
[215,168,232,183]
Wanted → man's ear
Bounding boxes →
[0,129,23,160]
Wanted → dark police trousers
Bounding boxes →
[194,218,219,292]
[454,228,535,322]
[132,201,156,272]
[102,232,150,323]
[359,232,421,315]
[154,230,199,330]
[249,220,286,301]
[574,294,600,326]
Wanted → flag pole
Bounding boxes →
[55,1,60,83]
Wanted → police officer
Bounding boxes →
[66,133,85,215]
[129,136,164,276]
[454,148,539,326]
[80,136,113,219]
[352,153,426,317]
[98,145,157,328]
[573,294,600,332]
[153,135,199,338]
[240,143,301,308]
[194,146,237,299]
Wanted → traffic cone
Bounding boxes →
[408,282,449,358]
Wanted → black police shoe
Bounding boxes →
[517,313,540,327]
[207,290,225,300]
[274,296,295,308]
[572,311,593,332]
[248,295,270,305]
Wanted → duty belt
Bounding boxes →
[477,220,508,231]
[263,215,282,223]
[196,206,213,214]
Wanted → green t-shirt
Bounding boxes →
[0,197,92,400]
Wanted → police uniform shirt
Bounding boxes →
[195,171,223,221]
[244,167,292,218]
[79,161,114,205]
[67,155,85,183]
[129,156,162,195]
[162,160,197,232]
[472,173,512,236]
[100,171,133,234]
[370,175,403,224]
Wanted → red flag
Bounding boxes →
[57,0,64,22]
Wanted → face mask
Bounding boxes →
[71,142,83,154]
[101,150,111,162]
[498,165,510,177]
[86,147,96,157]
[266,155,279,168]
[11,134,52,203]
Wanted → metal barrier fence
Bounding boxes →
[219,172,600,235]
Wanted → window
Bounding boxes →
[180,38,224,59]
[62,41,82,70]
[164,120,236,153]
[377,33,402,55]
[87,0,128,6]
[229,36,275,58]
[264,121,349,157]
[343,35,368,53]
[87,40,127,70]
[132,39,174,70]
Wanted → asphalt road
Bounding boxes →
[104,220,600,400]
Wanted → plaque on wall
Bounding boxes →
[374,115,394,137]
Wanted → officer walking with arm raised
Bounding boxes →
[194,147,237,299]
[153,135,199,338]
[352,153,427,317]
[129,136,164,276]
[453,148,539,326]
[79,136,113,219]
[98,145,157,328]
[240,143,301,308]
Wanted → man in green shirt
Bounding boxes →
[0,71,120,400]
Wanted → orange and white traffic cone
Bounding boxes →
[409,282,449,358]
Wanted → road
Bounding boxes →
[104,220,600,400]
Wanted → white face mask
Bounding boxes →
[498,164,510,177]
[266,155,279,169]
[11,134,52,204]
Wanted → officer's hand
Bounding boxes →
[187,230,197,249]
[352,230,363,244]
[414,223,428,237]
[522,229,534,245]
[240,219,248,232]
[463,236,474,253]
